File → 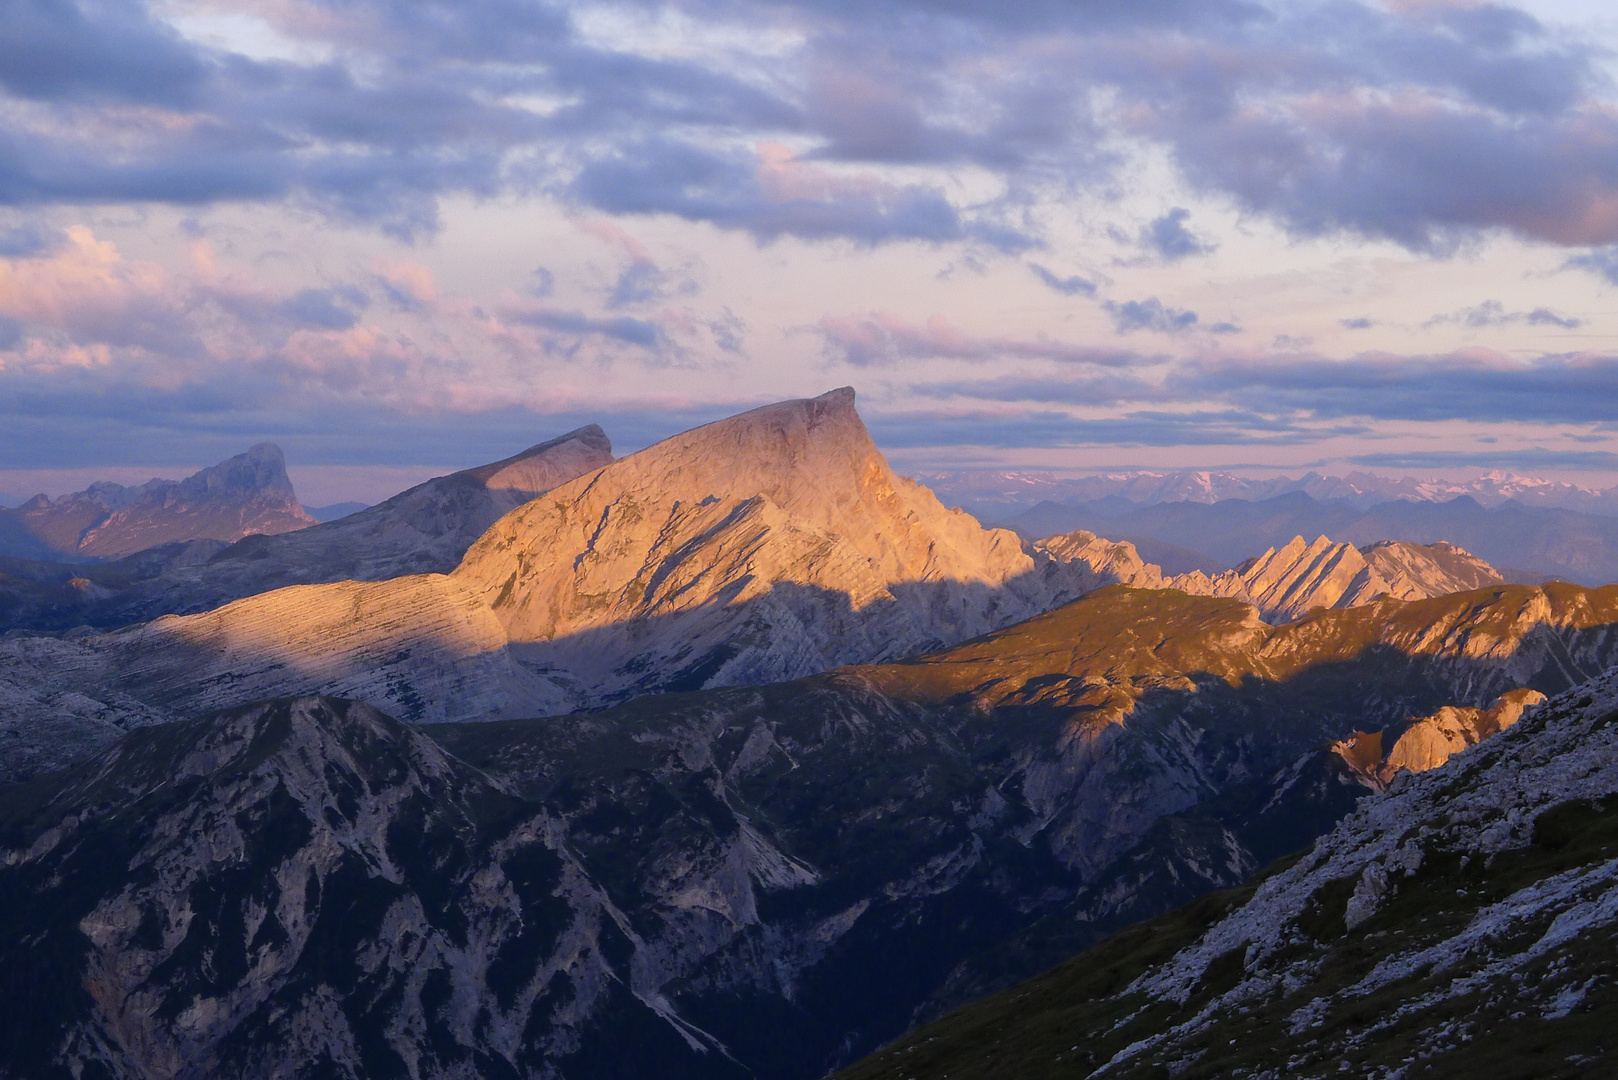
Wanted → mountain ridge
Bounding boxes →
[834,664,1618,1079]
[0,444,315,562]
[0,425,613,633]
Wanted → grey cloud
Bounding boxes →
[866,407,1333,449]
[915,348,1618,435]
[280,288,368,332]
[0,223,55,257]
[1346,448,1618,471]
[0,0,204,106]
[1028,264,1097,296]
[0,0,1614,258]
[1342,317,1374,329]
[511,308,665,349]
[1140,207,1213,260]
[819,311,1143,366]
[572,139,1033,249]
[1186,353,1618,425]
[606,258,698,308]
[0,317,22,351]
[1425,299,1581,330]
[1105,297,1198,334]
[1566,247,1618,286]
[911,372,1163,406]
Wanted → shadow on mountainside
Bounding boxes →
[416,589,1618,1077]
[4,585,1618,1079]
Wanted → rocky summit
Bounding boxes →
[451,388,1049,705]
[0,444,315,562]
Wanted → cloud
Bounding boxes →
[504,307,667,351]
[1140,207,1214,260]
[0,224,55,258]
[572,140,1035,250]
[1424,299,1581,330]
[0,0,1610,256]
[1028,263,1097,296]
[865,407,1339,449]
[1345,448,1618,471]
[0,0,205,106]
[1105,297,1198,334]
[818,310,1143,366]
[281,287,368,331]
[1186,351,1618,424]
[1342,317,1374,330]
[1566,247,1618,286]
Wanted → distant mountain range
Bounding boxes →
[926,467,1618,517]
[1005,492,1618,586]
[0,444,315,561]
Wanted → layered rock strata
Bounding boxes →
[1039,530,1506,622]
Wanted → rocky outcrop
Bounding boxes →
[0,426,613,631]
[1033,530,1167,592]
[1038,530,1507,623]
[0,444,316,561]
[1332,687,1546,791]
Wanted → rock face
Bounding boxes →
[0,444,316,561]
[0,426,612,631]
[1039,530,1506,622]
[0,698,742,1080]
[4,584,1617,1079]
[448,389,1045,705]
[836,665,1618,1080]
[1332,686,1547,790]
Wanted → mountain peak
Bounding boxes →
[452,387,1041,705]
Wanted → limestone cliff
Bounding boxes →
[451,388,1043,704]
[1331,686,1546,790]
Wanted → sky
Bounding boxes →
[5,0,1618,504]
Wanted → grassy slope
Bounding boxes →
[833,772,1618,1080]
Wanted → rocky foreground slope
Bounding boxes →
[1040,530,1505,622]
[0,426,612,631]
[837,665,1618,1080]
[2,583,1617,1077]
[0,444,315,562]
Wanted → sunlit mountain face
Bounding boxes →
[5,0,1618,1075]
